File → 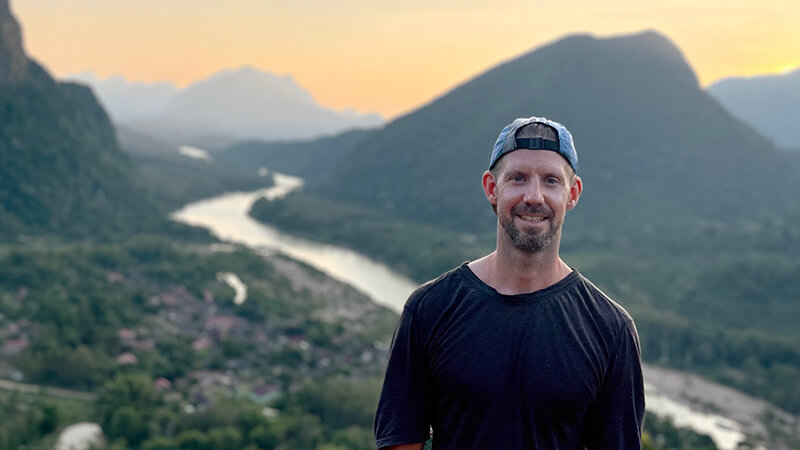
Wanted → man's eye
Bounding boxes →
[512,175,525,182]
[545,177,560,185]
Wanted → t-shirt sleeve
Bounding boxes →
[583,317,645,449]
[374,299,433,449]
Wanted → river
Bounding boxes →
[170,172,417,313]
[169,172,771,450]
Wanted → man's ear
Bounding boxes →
[482,170,498,214]
[567,176,583,211]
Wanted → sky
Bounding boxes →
[13,0,800,119]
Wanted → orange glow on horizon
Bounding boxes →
[12,0,800,119]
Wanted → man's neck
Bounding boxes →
[469,241,572,296]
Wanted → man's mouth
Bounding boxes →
[519,215,546,222]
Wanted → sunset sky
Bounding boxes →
[13,0,800,118]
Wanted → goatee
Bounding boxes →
[500,205,559,252]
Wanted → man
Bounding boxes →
[374,117,644,449]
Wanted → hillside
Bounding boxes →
[0,2,176,241]
[309,31,800,253]
[708,68,800,151]
[0,238,399,449]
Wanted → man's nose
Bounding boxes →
[523,181,544,204]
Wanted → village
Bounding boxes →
[0,262,392,415]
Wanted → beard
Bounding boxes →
[499,204,560,252]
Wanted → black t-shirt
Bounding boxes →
[374,263,644,449]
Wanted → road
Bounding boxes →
[0,378,96,401]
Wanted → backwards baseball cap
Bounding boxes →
[489,116,578,173]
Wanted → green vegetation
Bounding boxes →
[0,388,94,450]
[131,152,273,212]
[0,238,398,448]
[116,127,275,212]
[0,69,172,241]
[0,239,396,391]
[642,413,717,450]
[217,128,376,188]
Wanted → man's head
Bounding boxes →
[488,116,578,177]
[483,117,582,253]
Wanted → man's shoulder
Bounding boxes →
[572,272,637,329]
[403,262,470,314]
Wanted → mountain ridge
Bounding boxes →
[312,30,799,246]
[708,68,800,150]
[0,0,177,240]
[0,0,28,84]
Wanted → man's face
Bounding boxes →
[484,150,582,253]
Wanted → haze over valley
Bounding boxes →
[68,67,385,148]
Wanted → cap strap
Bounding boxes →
[514,138,559,151]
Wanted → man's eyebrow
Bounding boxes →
[544,172,563,180]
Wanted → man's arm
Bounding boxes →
[584,318,645,449]
[374,300,433,449]
[385,444,424,450]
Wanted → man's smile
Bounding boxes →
[519,215,546,222]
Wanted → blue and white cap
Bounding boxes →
[489,116,578,173]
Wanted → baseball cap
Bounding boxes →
[489,116,578,173]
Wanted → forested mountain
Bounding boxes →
[308,31,800,253]
[0,2,175,240]
[708,68,800,151]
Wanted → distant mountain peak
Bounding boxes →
[708,67,800,150]
[548,29,697,84]
[0,0,29,84]
[192,65,313,105]
[712,66,800,84]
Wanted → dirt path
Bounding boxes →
[0,378,96,401]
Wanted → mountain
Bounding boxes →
[64,72,179,123]
[125,66,384,146]
[0,0,27,84]
[707,68,800,151]
[0,0,174,240]
[311,31,800,251]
